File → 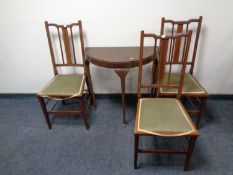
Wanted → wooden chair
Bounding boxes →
[134,31,199,171]
[37,21,96,129]
[160,16,208,128]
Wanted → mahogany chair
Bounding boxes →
[134,31,199,171]
[37,21,96,129]
[160,16,208,128]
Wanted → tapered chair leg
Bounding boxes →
[184,137,197,171]
[37,95,52,129]
[150,59,157,96]
[196,97,207,129]
[80,99,89,130]
[86,78,96,108]
[134,135,139,169]
[85,61,96,108]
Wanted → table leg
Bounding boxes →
[85,60,96,108]
[115,69,129,127]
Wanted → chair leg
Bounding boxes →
[134,135,139,169]
[85,61,96,108]
[184,136,197,171]
[150,59,157,96]
[37,95,52,129]
[86,78,95,108]
[196,97,207,129]
[61,100,66,105]
[80,98,89,130]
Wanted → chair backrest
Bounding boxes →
[137,31,192,99]
[45,20,86,75]
[160,16,202,74]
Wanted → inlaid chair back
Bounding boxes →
[138,31,192,99]
[45,21,86,75]
[160,16,202,74]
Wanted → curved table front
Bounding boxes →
[85,47,155,126]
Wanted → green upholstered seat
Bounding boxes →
[160,73,206,94]
[39,74,85,98]
[137,98,196,136]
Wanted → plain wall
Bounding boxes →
[1,0,233,94]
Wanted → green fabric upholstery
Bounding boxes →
[137,98,195,136]
[40,74,85,97]
[160,73,205,94]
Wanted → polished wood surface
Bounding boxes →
[86,47,154,68]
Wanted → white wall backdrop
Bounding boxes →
[0,0,233,94]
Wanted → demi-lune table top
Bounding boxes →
[85,47,154,69]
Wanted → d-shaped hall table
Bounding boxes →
[85,47,155,126]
